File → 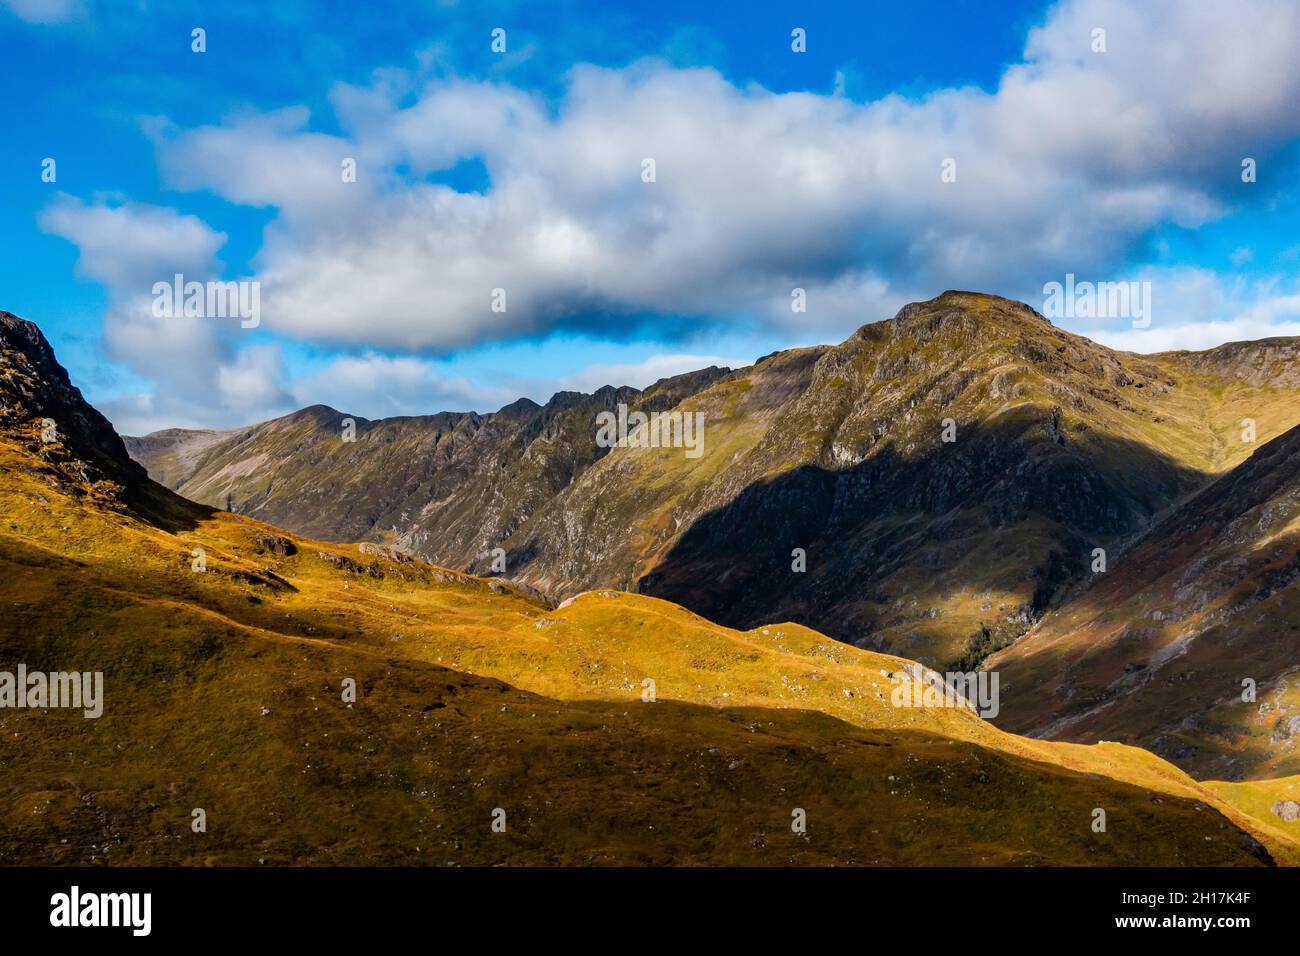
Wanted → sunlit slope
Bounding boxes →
[1205,776,1300,865]
[0,436,1289,866]
[125,370,731,561]
[1149,337,1300,473]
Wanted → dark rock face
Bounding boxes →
[247,529,298,557]
[636,419,1189,649]
[0,312,147,492]
[0,312,207,531]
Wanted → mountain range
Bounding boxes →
[125,292,1300,782]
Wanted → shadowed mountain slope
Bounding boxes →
[990,421,1300,780]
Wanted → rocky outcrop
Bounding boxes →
[0,312,147,493]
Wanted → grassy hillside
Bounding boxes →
[2,428,1295,865]
[1205,775,1300,864]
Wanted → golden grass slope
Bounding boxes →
[1205,776,1300,865]
[0,430,1295,866]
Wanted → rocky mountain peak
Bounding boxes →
[0,311,146,496]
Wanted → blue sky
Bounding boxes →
[2,0,1299,433]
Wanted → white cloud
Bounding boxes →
[287,350,754,421]
[288,353,516,418]
[216,345,293,414]
[34,190,770,432]
[557,353,750,394]
[145,0,1300,354]
[1096,316,1300,354]
[150,108,372,222]
[1090,269,1300,352]
[38,198,231,399]
[38,197,293,432]
[41,0,1300,433]
[39,196,226,289]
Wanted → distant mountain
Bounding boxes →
[128,293,1300,674]
[990,420,1300,780]
[1,309,1293,865]
[125,368,730,570]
